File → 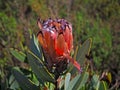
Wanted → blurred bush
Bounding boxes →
[0,12,17,66]
[74,12,112,70]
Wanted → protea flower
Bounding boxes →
[37,18,80,74]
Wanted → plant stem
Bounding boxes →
[54,80,59,90]
[54,74,59,90]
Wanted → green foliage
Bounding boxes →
[91,74,100,89]
[88,75,108,90]
[27,51,55,83]
[9,74,20,90]
[10,48,26,62]
[72,72,89,90]
[10,35,108,90]
[12,68,39,90]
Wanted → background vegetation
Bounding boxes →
[0,0,120,89]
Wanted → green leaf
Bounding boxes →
[10,80,19,90]
[27,50,55,84]
[96,81,100,90]
[73,72,89,90]
[12,68,39,90]
[30,34,42,60]
[76,38,92,65]
[70,38,92,74]
[10,48,26,62]
[99,81,107,90]
[91,74,99,89]
[9,74,19,89]
[31,74,39,86]
[68,72,89,90]
[64,73,71,90]
[59,78,64,89]
[67,74,81,90]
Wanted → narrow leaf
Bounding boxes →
[99,81,107,90]
[96,81,100,90]
[64,73,71,90]
[30,34,42,60]
[27,50,55,84]
[76,38,92,65]
[70,39,92,74]
[12,68,39,90]
[67,74,81,90]
[73,72,89,90]
[10,48,26,62]
[91,74,99,89]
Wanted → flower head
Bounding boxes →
[37,18,80,73]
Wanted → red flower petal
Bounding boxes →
[63,53,81,71]
[55,34,67,56]
[37,33,46,48]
